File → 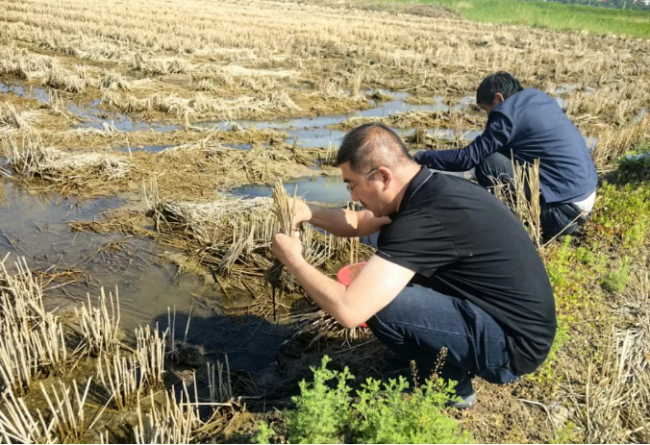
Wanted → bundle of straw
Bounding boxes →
[268,180,298,320]
[272,179,297,235]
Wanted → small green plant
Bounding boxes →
[601,261,630,294]
[352,376,472,444]
[576,246,595,266]
[286,356,353,444]
[253,422,276,444]
[257,356,472,444]
[546,236,572,291]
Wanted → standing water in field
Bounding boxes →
[0,179,292,372]
[233,176,351,205]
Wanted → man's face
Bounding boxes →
[478,92,505,117]
[340,162,389,217]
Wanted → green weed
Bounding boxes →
[601,261,630,293]
[591,181,650,249]
[253,422,276,444]
[287,356,353,444]
[258,356,472,444]
[546,236,573,291]
[352,377,472,444]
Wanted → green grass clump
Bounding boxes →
[386,0,650,38]
[601,261,630,293]
[254,356,472,444]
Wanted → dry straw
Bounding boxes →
[134,379,201,444]
[75,287,121,355]
[135,324,167,389]
[4,132,131,182]
[97,348,143,411]
[40,379,106,443]
[0,255,68,394]
[207,356,233,403]
[0,389,56,443]
[268,179,298,320]
[492,158,543,250]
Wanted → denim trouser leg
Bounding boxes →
[365,283,519,398]
[540,204,578,241]
[476,150,515,192]
[476,151,579,241]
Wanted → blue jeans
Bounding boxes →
[365,282,519,397]
[476,151,580,241]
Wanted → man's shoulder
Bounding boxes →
[415,172,493,204]
[496,88,551,113]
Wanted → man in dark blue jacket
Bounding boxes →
[414,72,598,240]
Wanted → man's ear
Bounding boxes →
[377,166,392,190]
[494,92,505,104]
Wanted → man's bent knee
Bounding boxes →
[476,152,514,189]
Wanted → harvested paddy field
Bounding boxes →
[1,0,650,442]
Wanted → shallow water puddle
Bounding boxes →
[0,80,181,133]
[232,169,472,205]
[0,179,292,372]
[1,81,477,150]
[0,81,51,103]
[428,128,483,141]
[118,142,254,153]
[233,176,351,205]
[194,93,470,148]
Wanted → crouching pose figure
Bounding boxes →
[272,123,556,409]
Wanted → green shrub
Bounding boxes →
[601,261,630,294]
[286,356,353,444]
[253,422,276,444]
[352,376,472,444]
[259,356,473,444]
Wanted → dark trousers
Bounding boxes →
[475,151,580,241]
[366,283,518,398]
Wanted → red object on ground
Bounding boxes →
[337,261,369,328]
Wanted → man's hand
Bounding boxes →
[290,198,312,228]
[272,231,304,267]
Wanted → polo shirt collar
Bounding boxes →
[391,166,434,218]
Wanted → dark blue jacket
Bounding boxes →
[414,88,598,204]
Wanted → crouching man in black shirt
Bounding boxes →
[272,123,556,409]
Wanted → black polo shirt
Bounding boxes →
[376,167,556,375]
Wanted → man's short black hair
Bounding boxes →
[336,123,412,173]
[476,72,524,105]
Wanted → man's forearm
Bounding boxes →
[414,148,472,172]
[285,257,355,327]
[308,204,389,238]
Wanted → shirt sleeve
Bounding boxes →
[414,112,516,171]
[375,208,459,278]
